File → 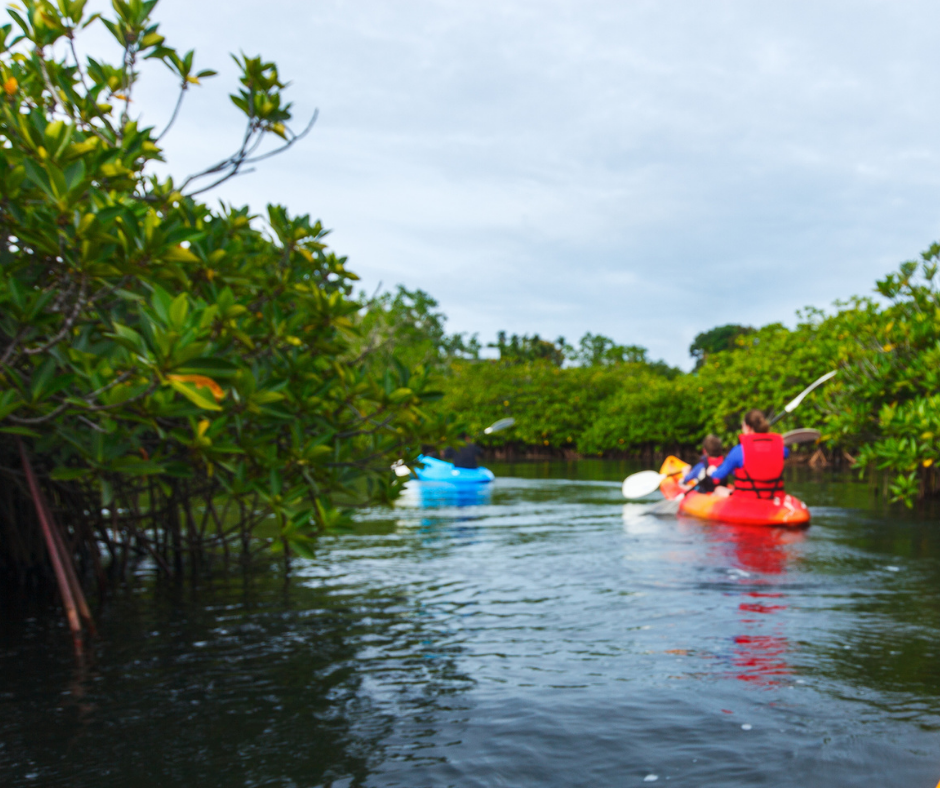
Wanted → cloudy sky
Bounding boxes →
[89,0,940,367]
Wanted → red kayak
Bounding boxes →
[658,456,810,528]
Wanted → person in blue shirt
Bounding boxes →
[709,409,789,493]
[681,434,725,491]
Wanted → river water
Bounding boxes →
[3,461,940,787]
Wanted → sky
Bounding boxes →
[83,0,940,368]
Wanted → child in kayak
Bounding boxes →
[681,434,725,492]
[710,409,789,498]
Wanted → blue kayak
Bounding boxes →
[413,455,495,484]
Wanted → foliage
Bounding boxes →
[690,317,844,443]
[440,360,677,451]
[566,332,650,367]
[685,257,940,506]
[431,254,940,509]
[437,320,841,458]
[578,374,704,453]
[835,255,940,505]
[689,323,754,369]
[485,329,679,377]
[489,331,566,366]
[0,0,447,572]
[436,251,940,507]
[575,314,857,456]
[354,285,480,370]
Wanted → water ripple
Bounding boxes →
[3,471,940,786]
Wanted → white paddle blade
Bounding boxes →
[391,460,412,477]
[783,370,837,414]
[484,417,515,434]
[622,471,666,500]
[782,427,821,445]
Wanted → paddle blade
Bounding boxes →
[648,499,680,517]
[783,370,837,414]
[391,460,412,477]
[782,427,821,445]
[659,455,691,477]
[622,470,665,500]
[484,417,515,434]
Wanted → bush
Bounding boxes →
[0,0,446,577]
[440,360,675,450]
[578,374,704,453]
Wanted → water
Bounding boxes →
[3,462,940,787]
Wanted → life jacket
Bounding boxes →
[733,433,785,500]
[695,454,725,492]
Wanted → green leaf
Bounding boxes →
[0,426,41,437]
[252,390,284,404]
[64,158,86,191]
[175,357,240,378]
[168,378,222,410]
[100,478,113,507]
[169,292,189,329]
[30,357,57,401]
[164,245,200,263]
[150,286,173,323]
[110,322,145,351]
[22,159,56,201]
[50,467,92,480]
[110,458,165,476]
[0,392,23,420]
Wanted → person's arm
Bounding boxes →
[682,461,705,484]
[711,445,744,483]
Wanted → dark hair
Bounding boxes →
[743,408,769,433]
[702,434,723,457]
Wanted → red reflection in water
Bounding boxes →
[732,634,791,683]
[696,521,807,686]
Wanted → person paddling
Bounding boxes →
[680,434,725,492]
[443,434,484,469]
[710,409,789,498]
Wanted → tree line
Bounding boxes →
[366,267,940,509]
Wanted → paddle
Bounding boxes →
[621,373,835,500]
[392,418,516,477]
[622,470,668,500]
[483,417,515,435]
[782,427,821,445]
[769,371,837,426]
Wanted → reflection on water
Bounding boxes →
[396,479,493,509]
[623,502,805,688]
[701,522,805,687]
[4,463,940,787]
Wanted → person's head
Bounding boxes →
[702,434,723,457]
[742,408,769,434]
